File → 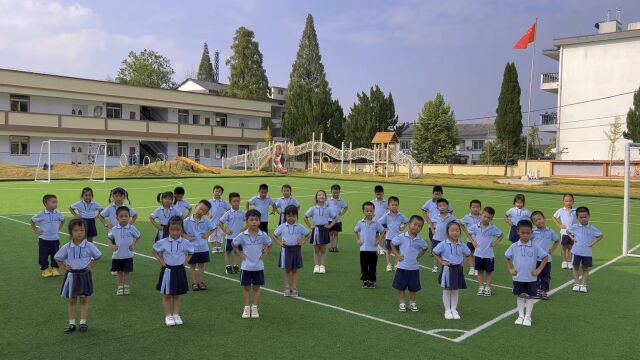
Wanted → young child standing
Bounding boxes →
[378,196,408,272]
[460,200,482,276]
[421,185,453,245]
[433,222,471,319]
[98,187,138,229]
[273,205,310,297]
[247,183,276,233]
[173,186,192,218]
[153,216,195,326]
[327,184,348,253]
[208,185,231,254]
[467,207,504,296]
[552,194,577,269]
[391,215,428,312]
[69,187,102,242]
[372,185,388,221]
[108,207,141,295]
[504,194,531,243]
[219,192,245,274]
[530,211,559,300]
[54,219,102,333]
[31,194,65,277]
[183,200,215,291]
[150,192,182,242]
[275,184,300,226]
[429,198,456,273]
[304,190,338,274]
[567,206,603,293]
[505,220,549,327]
[233,209,272,319]
[354,202,385,289]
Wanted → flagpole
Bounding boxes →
[523,18,537,181]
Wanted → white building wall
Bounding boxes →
[227,114,261,129]
[0,93,8,111]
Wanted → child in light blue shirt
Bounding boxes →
[273,205,309,297]
[467,207,503,296]
[219,192,245,275]
[433,222,471,320]
[69,187,102,242]
[107,207,141,296]
[567,206,603,293]
[391,215,428,312]
[378,196,408,272]
[247,183,276,234]
[354,201,385,289]
[31,194,65,277]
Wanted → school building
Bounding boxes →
[0,68,271,167]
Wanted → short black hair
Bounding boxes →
[174,186,185,195]
[168,215,183,229]
[282,184,292,191]
[530,210,545,220]
[258,184,268,191]
[80,187,93,198]
[116,206,130,216]
[432,185,443,194]
[198,199,212,210]
[470,199,481,207]
[563,193,575,201]
[246,209,261,220]
[67,218,86,236]
[362,201,374,211]
[229,192,240,201]
[517,219,533,230]
[157,191,173,204]
[284,205,298,216]
[42,194,57,204]
[436,198,449,205]
[576,206,590,216]
[409,215,425,224]
[213,185,224,193]
[483,206,496,216]
[374,185,384,193]
[388,196,399,204]
[331,184,341,191]
[513,193,526,205]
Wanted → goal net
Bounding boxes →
[34,140,107,183]
[622,142,640,257]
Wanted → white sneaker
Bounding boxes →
[444,310,453,320]
[313,265,319,274]
[579,285,588,293]
[409,302,418,312]
[242,306,251,319]
[515,316,524,325]
[116,286,124,296]
[561,261,568,269]
[123,286,130,295]
[399,302,407,312]
[165,315,175,326]
[474,270,478,276]
[111,271,117,276]
[451,310,461,320]
[476,287,485,296]
[251,305,259,318]
[172,314,183,325]
[468,267,475,276]
[572,284,580,292]
[432,265,438,273]
[522,316,532,326]
[386,264,393,272]
[483,287,492,297]
[319,265,326,274]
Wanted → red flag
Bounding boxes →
[513,22,536,49]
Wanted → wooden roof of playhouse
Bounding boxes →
[371,131,398,144]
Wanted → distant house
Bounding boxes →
[177,78,228,95]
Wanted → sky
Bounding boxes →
[1,0,639,127]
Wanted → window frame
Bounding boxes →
[9,135,29,156]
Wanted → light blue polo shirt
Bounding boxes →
[567,223,603,257]
[371,199,388,221]
[378,212,409,240]
[505,207,532,226]
[31,209,64,241]
[153,237,195,266]
[391,232,428,271]
[553,207,577,235]
[54,240,102,270]
[108,224,141,259]
[532,227,559,262]
[173,199,192,217]
[327,197,348,222]
[304,205,336,226]
[354,219,385,252]
[208,198,231,224]
[219,209,246,240]
[151,206,182,228]
[274,223,309,246]
[248,195,275,222]
[420,199,453,216]
[275,196,300,223]
[431,213,456,242]
[100,204,137,227]
[232,230,272,271]
[505,241,548,282]
[70,200,103,219]
[460,213,481,229]
[183,216,215,253]
[432,239,471,265]
[468,223,503,259]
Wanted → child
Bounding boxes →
[460,200,482,276]
[304,190,338,274]
[421,185,453,244]
[504,194,531,243]
[54,218,102,333]
[108,207,141,295]
[98,187,138,229]
[273,205,310,296]
[505,220,549,327]
[233,209,272,319]
[247,183,276,234]
[467,207,504,296]
[378,196,408,272]
[567,206,603,293]
[433,222,471,319]
[275,184,300,225]
[391,215,428,312]
[208,185,231,253]
[173,186,192,218]
[552,194,577,269]
[183,200,215,291]
[531,211,559,300]
[69,187,102,242]
[150,192,182,242]
[153,216,195,326]
[31,194,65,277]
[372,185,388,221]
[354,202,385,289]
[429,198,456,273]
[327,184,348,252]
[219,192,246,274]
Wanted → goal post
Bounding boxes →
[623,142,640,257]
[34,139,107,183]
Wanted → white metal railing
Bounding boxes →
[541,72,559,84]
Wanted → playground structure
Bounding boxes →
[223,132,423,178]
[176,156,220,174]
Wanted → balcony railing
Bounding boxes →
[541,72,559,84]
[540,112,557,125]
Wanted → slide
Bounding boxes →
[176,156,219,174]
[257,154,288,174]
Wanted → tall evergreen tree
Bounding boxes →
[325,99,346,147]
[494,62,523,174]
[411,93,459,164]
[624,86,640,142]
[284,14,333,143]
[197,42,214,82]
[344,85,401,148]
[225,27,270,99]
[115,49,176,89]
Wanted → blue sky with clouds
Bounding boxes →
[1,0,639,126]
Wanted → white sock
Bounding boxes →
[451,290,459,312]
[517,297,525,318]
[69,319,76,325]
[524,299,534,318]
[442,290,451,311]
[79,319,86,325]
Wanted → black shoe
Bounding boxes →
[78,323,88,332]
[334,247,339,253]
[361,281,367,289]
[233,265,239,274]
[64,324,76,334]
[329,247,334,252]
[540,291,549,300]
[225,265,232,274]
[370,282,376,289]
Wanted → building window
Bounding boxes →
[204,148,211,158]
[10,136,29,155]
[106,103,122,119]
[277,89,284,95]
[456,140,465,151]
[472,140,485,151]
[72,104,87,116]
[215,113,227,127]
[178,110,189,124]
[10,95,30,112]
[204,117,211,125]
[238,145,251,155]
[215,144,227,159]
[399,141,410,151]
[129,111,136,120]
[192,114,200,125]
[106,140,121,157]
[178,142,189,157]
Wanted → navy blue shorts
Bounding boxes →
[331,222,343,233]
[392,268,421,292]
[188,251,211,264]
[474,257,495,272]
[561,235,574,246]
[111,258,134,272]
[225,238,234,252]
[430,239,441,253]
[572,254,592,268]
[240,270,265,286]
[84,218,98,238]
[385,239,393,251]
[259,222,269,234]
[508,225,518,243]
[512,281,538,297]
[466,241,475,252]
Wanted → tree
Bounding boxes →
[264,125,272,143]
[494,62,523,173]
[197,42,215,82]
[624,86,640,142]
[344,85,401,148]
[116,49,176,89]
[225,27,270,100]
[284,14,333,143]
[411,93,459,164]
[325,99,346,147]
[604,116,624,175]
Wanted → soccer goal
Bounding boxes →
[622,142,640,257]
[34,140,107,183]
